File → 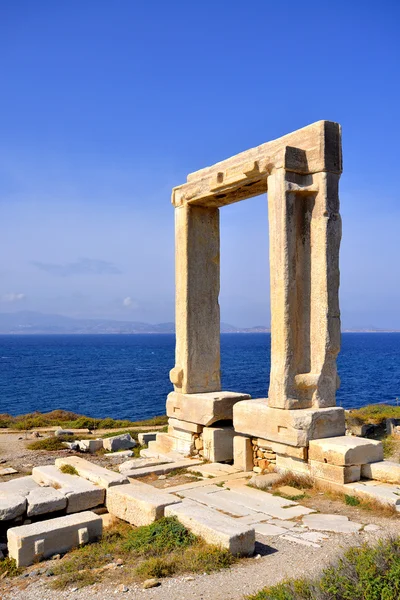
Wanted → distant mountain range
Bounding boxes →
[0,311,271,334]
[0,312,397,334]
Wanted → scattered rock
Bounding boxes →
[55,429,74,437]
[143,578,160,589]
[103,433,137,452]
[51,554,61,560]
[0,467,18,476]
[116,584,129,593]
[115,558,124,566]
[158,474,167,480]
[364,523,381,532]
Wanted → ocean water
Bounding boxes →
[0,333,399,420]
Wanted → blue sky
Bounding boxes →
[0,0,399,328]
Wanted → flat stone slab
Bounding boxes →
[0,467,18,476]
[119,458,170,474]
[180,486,262,518]
[32,466,105,513]
[309,436,383,466]
[281,534,321,548]
[346,480,400,509]
[0,491,26,521]
[26,487,67,517]
[105,450,134,459]
[253,522,288,536]
[167,391,251,427]
[106,481,181,526]
[278,486,306,498]
[302,513,362,533]
[248,473,282,489]
[55,457,129,488]
[0,476,39,497]
[124,459,203,479]
[7,511,102,567]
[234,400,345,447]
[187,463,241,478]
[165,498,255,556]
[361,461,400,484]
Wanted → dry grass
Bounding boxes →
[0,410,168,431]
[50,517,237,590]
[270,472,314,491]
[27,435,77,451]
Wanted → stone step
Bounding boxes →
[124,458,203,479]
[32,466,105,513]
[0,476,39,497]
[165,498,255,556]
[7,511,102,567]
[361,461,400,484]
[345,480,400,510]
[187,463,241,478]
[26,487,67,517]
[118,458,171,473]
[106,481,181,526]
[55,457,128,488]
[309,436,383,466]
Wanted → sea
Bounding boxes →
[0,333,399,421]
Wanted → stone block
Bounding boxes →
[308,436,383,466]
[257,439,308,460]
[26,487,67,517]
[149,432,193,456]
[0,476,39,497]
[361,461,400,484]
[102,433,136,453]
[78,439,104,454]
[106,482,181,526]
[137,432,158,445]
[0,492,26,521]
[168,426,194,443]
[310,460,360,484]
[165,499,255,555]
[203,426,235,462]
[234,400,345,446]
[302,513,362,533]
[275,455,310,474]
[32,466,105,513]
[168,418,203,434]
[123,459,203,479]
[54,457,129,488]
[7,511,102,567]
[167,391,251,427]
[233,436,253,472]
[119,458,169,474]
[55,429,74,437]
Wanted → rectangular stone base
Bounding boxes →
[233,399,345,447]
[203,426,235,462]
[309,436,383,466]
[233,436,253,472]
[310,460,361,484]
[7,512,102,567]
[106,482,181,526]
[275,455,311,475]
[167,391,251,426]
[361,461,400,484]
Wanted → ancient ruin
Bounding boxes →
[148,121,387,487]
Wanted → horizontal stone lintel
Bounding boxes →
[172,121,341,207]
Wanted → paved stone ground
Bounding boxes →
[1,455,399,599]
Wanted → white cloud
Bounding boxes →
[122,296,134,307]
[1,292,26,303]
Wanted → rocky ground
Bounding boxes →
[1,432,400,600]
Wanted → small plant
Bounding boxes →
[247,537,400,600]
[165,468,189,479]
[271,472,314,491]
[345,494,361,506]
[0,557,22,578]
[59,464,78,476]
[27,435,76,451]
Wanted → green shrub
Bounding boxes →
[247,538,400,600]
[344,494,361,506]
[59,464,78,475]
[0,557,22,578]
[123,517,197,555]
[348,404,400,425]
[27,435,76,451]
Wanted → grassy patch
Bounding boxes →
[348,404,400,425]
[0,410,168,431]
[345,494,361,506]
[247,538,400,600]
[50,518,236,590]
[27,435,76,451]
[382,434,400,459]
[59,464,78,476]
[165,467,189,479]
[0,557,22,578]
[270,473,314,491]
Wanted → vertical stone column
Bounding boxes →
[267,167,341,410]
[170,204,221,394]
